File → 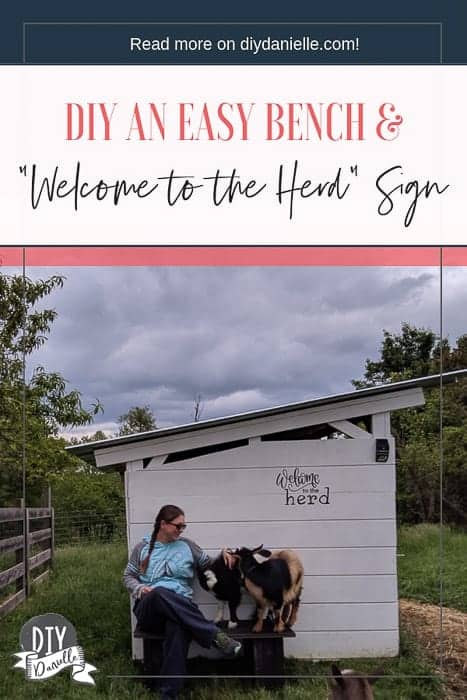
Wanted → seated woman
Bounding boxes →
[123,504,241,700]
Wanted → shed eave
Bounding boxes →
[66,369,467,466]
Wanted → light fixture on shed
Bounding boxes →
[375,439,390,463]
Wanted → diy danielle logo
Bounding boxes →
[13,613,96,685]
[275,467,331,506]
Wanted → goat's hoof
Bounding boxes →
[228,621,238,629]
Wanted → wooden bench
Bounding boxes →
[135,620,296,689]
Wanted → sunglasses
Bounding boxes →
[168,521,186,532]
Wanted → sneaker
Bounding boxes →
[213,630,242,657]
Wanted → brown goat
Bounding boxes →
[233,545,304,633]
[270,549,304,630]
[328,664,383,700]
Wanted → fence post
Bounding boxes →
[15,498,25,594]
[48,486,54,569]
[24,507,30,598]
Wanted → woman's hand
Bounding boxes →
[139,586,153,598]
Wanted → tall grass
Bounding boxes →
[398,524,467,612]
[0,538,447,699]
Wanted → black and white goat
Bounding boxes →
[233,545,304,633]
[198,554,243,629]
[199,548,273,628]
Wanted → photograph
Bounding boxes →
[1,258,466,699]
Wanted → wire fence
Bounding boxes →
[54,510,126,547]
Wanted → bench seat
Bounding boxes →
[135,620,296,689]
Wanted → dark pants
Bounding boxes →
[134,586,217,699]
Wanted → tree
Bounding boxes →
[352,322,436,388]
[193,393,204,422]
[0,273,101,505]
[352,323,467,525]
[117,405,156,436]
[48,469,124,544]
[68,430,110,445]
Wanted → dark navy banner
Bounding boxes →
[1,1,467,64]
[24,23,441,65]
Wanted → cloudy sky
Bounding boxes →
[10,264,466,438]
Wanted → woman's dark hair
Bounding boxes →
[139,505,185,573]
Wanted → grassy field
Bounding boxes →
[2,526,464,699]
[398,524,467,612]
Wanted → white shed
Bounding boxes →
[69,371,465,661]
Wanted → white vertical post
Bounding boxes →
[371,412,391,436]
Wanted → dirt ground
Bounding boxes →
[400,599,467,699]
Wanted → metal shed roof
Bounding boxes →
[67,369,467,462]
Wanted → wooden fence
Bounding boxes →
[0,506,54,618]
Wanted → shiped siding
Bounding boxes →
[126,437,398,659]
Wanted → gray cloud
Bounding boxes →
[16,263,463,437]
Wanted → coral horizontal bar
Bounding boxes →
[0,246,464,267]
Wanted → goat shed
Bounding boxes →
[68,371,466,661]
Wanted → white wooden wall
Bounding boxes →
[125,434,398,660]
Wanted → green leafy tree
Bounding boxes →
[117,405,156,436]
[48,469,124,544]
[352,322,436,389]
[0,273,101,505]
[353,323,467,524]
[68,430,110,445]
